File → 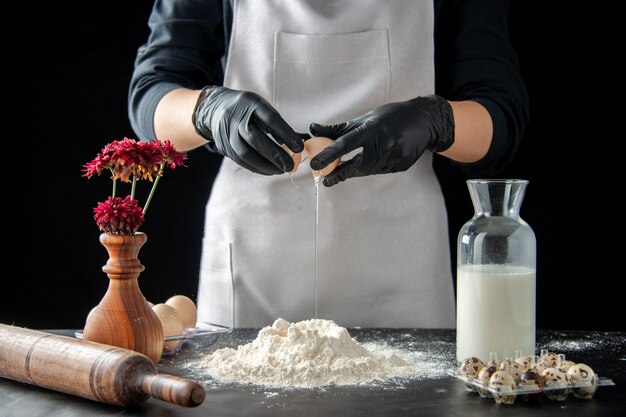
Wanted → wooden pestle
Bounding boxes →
[0,324,205,407]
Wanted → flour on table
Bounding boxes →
[197,318,415,388]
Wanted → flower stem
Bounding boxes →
[143,163,165,216]
[131,175,137,200]
[109,168,117,198]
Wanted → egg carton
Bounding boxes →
[448,370,615,404]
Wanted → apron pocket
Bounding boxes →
[273,29,390,131]
[197,240,235,328]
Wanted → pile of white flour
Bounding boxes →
[198,318,414,388]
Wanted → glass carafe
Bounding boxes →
[456,179,536,362]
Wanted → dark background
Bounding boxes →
[4,2,619,331]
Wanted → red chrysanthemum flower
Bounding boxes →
[153,140,187,169]
[93,196,144,235]
[82,159,102,179]
[85,137,188,234]
[82,141,119,178]
[109,137,161,182]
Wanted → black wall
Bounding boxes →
[4,2,619,331]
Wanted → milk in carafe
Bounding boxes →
[456,265,535,361]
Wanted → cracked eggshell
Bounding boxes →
[280,143,302,173]
[304,136,340,177]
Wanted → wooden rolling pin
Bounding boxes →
[0,324,205,407]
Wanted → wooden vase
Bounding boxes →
[83,232,164,364]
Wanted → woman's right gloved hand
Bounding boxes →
[192,86,304,175]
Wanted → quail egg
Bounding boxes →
[515,355,535,371]
[489,370,517,405]
[541,367,571,401]
[519,368,544,402]
[567,363,597,399]
[538,351,559,369]
[459,357,485,391]
[500,359,523,383]
[476,365,498,398]
[558,359,575,372]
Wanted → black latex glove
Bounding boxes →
[309,95,455,186]
[192,86,304,175]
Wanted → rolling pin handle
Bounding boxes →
[141,373,206,407]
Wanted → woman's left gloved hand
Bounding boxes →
[309,95,455,186]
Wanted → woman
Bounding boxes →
[129,0,528,328]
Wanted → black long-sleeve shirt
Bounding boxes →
[129,0,528,176]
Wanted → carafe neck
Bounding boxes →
[468,179,528,217]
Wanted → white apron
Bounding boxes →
[197,0,455,328]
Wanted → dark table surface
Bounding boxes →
[1,328,624,417]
